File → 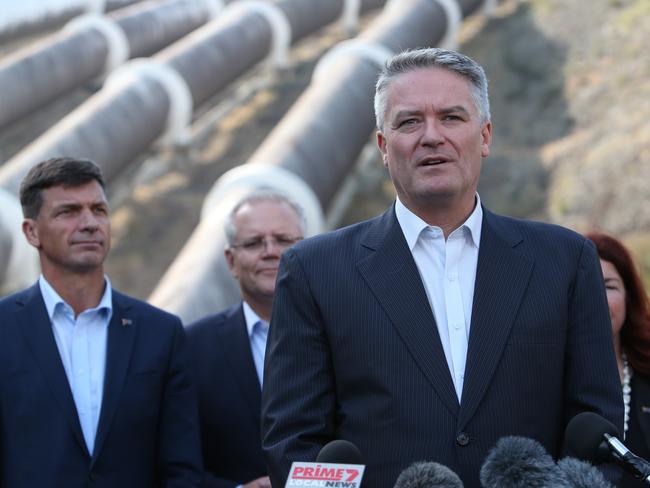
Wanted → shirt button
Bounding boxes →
[456,432,470,446]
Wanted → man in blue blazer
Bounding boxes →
[261,48,624,487]
[186,191,305,488]
[0,157,202,487]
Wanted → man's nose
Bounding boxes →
[78,209,99,230]
[260,238,283,256]
[421,119,445,146]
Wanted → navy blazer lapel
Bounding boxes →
[356,207,459,417]
[16,284,90,458]
[219,305,262,424]
[92,292,136,463]
[458,210,534,429]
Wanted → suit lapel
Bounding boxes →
[458,210,534,429]
[16,284,90,458]
[219,306,262,425]
[356,207,459,417]
[92,292,136,463]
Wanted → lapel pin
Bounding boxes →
[121,318,132,327]
[642,406,650,414]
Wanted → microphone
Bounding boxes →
[556,457,613,488]
[564,412,650,484]
[480,436,570,488]
[317,439,364,464]
[394,461,464,488]
[285,440,365,487]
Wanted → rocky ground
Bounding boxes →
[1,0,648,299]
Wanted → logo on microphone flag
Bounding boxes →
[285,462,365,487]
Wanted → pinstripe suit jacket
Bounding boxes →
[261,205,623,488]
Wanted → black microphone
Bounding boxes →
[316,439,364,464]
[556,457,613,488]
[480,436,571,488]
[564,412,650,485]
[394,461,464,488]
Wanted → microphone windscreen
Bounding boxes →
[394,461,464,488]
[563,412,620,462]
[316,440,364,465]
[557,457,613,488]
[480,436,570,488]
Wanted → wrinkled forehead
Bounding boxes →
[41,181,108,206]
[234,200,303,235]
[386,68,477,114]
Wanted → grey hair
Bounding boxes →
[224,189,307,246]
[374,47,491,131]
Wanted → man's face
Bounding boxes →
[22,180,111,275]
[225,200,303,307]
[377,67,492,212]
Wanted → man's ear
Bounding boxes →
[22,219,41,249]
[480,121,492,158]
[377,131,389,169]
[224,247,238,278]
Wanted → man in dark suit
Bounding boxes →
[261,48,624,487]
[186,191,305,488]
[0,157,202,487]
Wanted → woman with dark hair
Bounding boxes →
[586,232,650,487]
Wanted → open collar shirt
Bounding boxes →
[395,195,483,401]
[39,274,113,455]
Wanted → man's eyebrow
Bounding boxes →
[439,105,470,116]
[392,110,421,120]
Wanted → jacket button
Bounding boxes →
[456,432,470,446]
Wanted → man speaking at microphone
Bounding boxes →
[261,48,623,487]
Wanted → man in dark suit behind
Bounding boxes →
[261,48,624,487]
[0,157,202,487]
[186,190,305,488]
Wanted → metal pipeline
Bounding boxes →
[0,0,144,43]
[0,0,226,132]
[149,0,487,323]
[0,0,388,196]
[0,188,39,295]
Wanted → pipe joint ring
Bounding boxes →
[312,40,393,84]
[226,0,292,68]
[340,0,362,33]
[106,59,194,145]
[65,13,130,73]
[202,165,324,235]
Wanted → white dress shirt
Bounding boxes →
[395,196,483,401]
[243,301,269,388]
[39,275,113,455]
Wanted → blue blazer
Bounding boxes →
[186,304,267,488]
[0,284,203,488]
[261,206,624,488]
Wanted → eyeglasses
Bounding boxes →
[230,235,303,252]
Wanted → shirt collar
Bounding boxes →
[395,194,483,251]
[39,274,113,320]
[242,301,268,338]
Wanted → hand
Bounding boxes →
[242,476,272,488]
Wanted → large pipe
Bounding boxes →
[0,188,39,295]
[0,0,144,42]
[0,0,387,195]
[0,0,224,132]
[149,0,487,323]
